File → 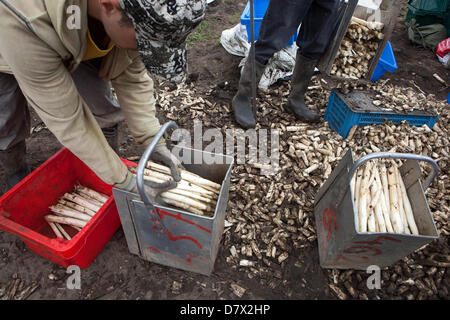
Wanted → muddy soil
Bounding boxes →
[0,0,448,300]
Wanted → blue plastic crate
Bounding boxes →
[240,0,297,46]
[371,41,398,82]
[325,90,439,138]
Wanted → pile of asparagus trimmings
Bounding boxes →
[350,159,419,235]
[128,161,221,217]
[45,185,109,240]
[331,17,384,79]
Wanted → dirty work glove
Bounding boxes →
[124,174,177,206]
[150,144,184,182]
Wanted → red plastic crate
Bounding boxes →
[0,147,123,268]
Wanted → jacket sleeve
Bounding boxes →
[0,20,133,189]
[110,53,162,146]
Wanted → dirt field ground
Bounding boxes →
[0,0,448,300]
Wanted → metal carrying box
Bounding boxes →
[318,0,400,81]
[314,149,439,270]
[113,122,234,276]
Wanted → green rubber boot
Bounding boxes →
[232,57,266,129]
[285,52,320,123]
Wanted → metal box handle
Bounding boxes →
[136,121,179,214]
[348,152,439,190]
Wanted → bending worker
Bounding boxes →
[232,0,339,128]
[0,0,206,199]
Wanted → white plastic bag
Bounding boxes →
[220,23,298,90]
[437,53,450,69]
[436,37,450,69]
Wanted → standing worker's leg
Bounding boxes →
[286,0,339,122]
[0,73,31,191]
[232,0,314,128]
[71,60,125,152]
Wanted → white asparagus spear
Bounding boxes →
[391,162,410,234]
[160,192,211,211]
[379,163,390,214]
[373,166,389,233]
[63,193,101,212]
[178,180,218,197]
[145,175,217,200]
[146,161,221,191]
[371,185,387,233]
[367,172,374,232]
[127,168,216,216]
[160,198,206,216]
[379,188,394,233]
[129,167,217,198]
[73,191,104,207]
[378,162,394,232]
[397,185,409,233]
[396,167,419,235]
[166,188,217,204]
[58,199,96,217]
[393,166,407,233]
[370,172,386,232]
[45,215,87,228]
[75,185,109,203]
[366,165,376,191]
[367,207,376,232]
[351,16,384,31]
[369,181,381,209]
[387,167,404,233]
[49,205,92,222]
[358,162,372,232]
[55,223,71,240]
[48,222,63,239]
[143,168,217,193]
[72,226,82,232]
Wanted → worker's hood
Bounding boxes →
[118,0,207,82]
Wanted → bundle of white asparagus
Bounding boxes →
[128,161,221,217]
[45,185,109,240]
[350,159,419,235]
[331,17,384,79]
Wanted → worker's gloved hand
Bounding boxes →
[125,174,177,206]
[150,144,184,182]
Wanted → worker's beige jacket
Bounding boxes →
[0,0,162,188]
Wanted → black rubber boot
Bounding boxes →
[0,141,30,191]
[232,57,266,129]
[285,52,320,123]
[102,124,119,153]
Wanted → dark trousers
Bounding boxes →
[255,0,340,65]
[0,60,123,150]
